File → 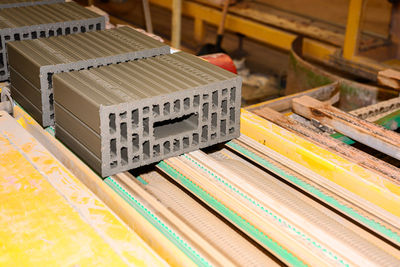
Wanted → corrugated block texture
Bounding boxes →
[8,26,170,127]
[53,51,242,177]
[0,1,105,81]
[0,0,64,9]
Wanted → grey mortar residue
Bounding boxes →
[53,51,242,177]
[0,1,105,81]
[0,0,64,9]
[8,26,170,126]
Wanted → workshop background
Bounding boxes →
[1,0,400,266]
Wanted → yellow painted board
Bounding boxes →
[13,105,193,267]
[240,109,400,220]
[0,111,167,266]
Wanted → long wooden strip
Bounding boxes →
[12,105,192,266]
[0,110,168,266]
[113,172,236,267]
[247,82,338,113]
[252,106,400,184]
[292,95,400,160]
[242,109,400,222]
[197,148,400,262]
[230,137,400,247]
[163,157,329,266]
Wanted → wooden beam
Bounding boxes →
[241,109,400,222]
[149,0,336,58]
[194,17,205,43]
[252,105,400,183]
[142,0,153,33]
[113,172,237,267]
[378,68,400,89]
[292,95,400,160]
[171,0,182,48]
[247,82,339,113]
[12,106,193,266]
[343,0,365,59]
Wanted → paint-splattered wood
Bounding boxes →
[0,111,167,266]
[292,95,400,160]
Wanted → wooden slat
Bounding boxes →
[252,105,400,184]
[0,110,167,266]
[241,109,400,223]
[378,69,400,89]
[12,105,193,267]
[113,172,237,267]
[292,95,400,160]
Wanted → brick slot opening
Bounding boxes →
[153,113,198,140]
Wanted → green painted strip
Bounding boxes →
[45,126,55,136]
[104,177,212,267]
[375,110,400,130]
[227,141,400,244]
[331,109,400,144]
[136,176,148,185]
[157,161,307,267]
[330,132,355,145]
[181,154,347,266]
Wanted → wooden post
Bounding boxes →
[343,0,365,59]
[142,0,153,33]
[194,17,205,43]
[171,0,182,48]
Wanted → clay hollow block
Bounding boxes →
[0,0,64,9]
[53,51,242,177]
[0,1,105,81]
[8,26,170,127]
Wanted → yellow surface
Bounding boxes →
[0,111,167,266]
[240,109,400,218]
[343,0,364,59]
[13,105,192,267]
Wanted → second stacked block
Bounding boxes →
[8,26,170,126]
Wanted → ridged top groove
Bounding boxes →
[8,26,168,66]
[54,51,237,106]
[141,172,273,266]
[207,150,400,266]
[0,2,101,29]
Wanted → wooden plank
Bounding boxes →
[163,156,327,266]
[342,0,365,60]
[171,0,182,48]
[378,68,400,89]
[247,82,338,113]
[292,95,400,160]
[0,111,167,266]
[12,106,194,267]
[252,105,400,184]
[255,0,391,38]
[113,172,237,267]
[240,109,400,223]
[233,136,400,247]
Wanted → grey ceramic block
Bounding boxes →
[8,26,170,126]
[53,51,242,177]
[0,1,105,81]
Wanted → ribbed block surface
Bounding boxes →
[8,26,170,126]
[53,51,242,177]
[0,0,64,9]
[0,1,105,80]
